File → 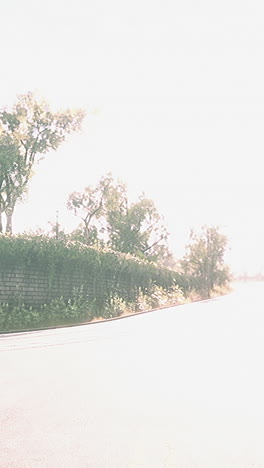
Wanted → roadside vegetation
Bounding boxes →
[0,93,231,332]
[0,284,187,333]
[0,231,231,332]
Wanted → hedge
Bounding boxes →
[0,235,189,331]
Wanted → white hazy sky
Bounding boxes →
[1,0,264,275]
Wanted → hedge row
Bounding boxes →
[0,235,189,331]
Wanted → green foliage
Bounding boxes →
[0,291,92,333]
[104,179,169,262]
[0,134,25,232]
[67,173,112,245]
[136,284,185,312]
[0,235,188,331]
[181,226,231,298]
[0,92,85,233]
[106,193,167,259]
[68,173,171,264]
[0,282,186,332]
[101,295,128,319]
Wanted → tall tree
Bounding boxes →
[67,174,112,245]
[67,174,171,263]
[0,92,85,233]
[105,187,169,261]
[0,135,23,232]
[181,226,231,298]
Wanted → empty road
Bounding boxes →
[1,282,264,468]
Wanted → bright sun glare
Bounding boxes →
[1,0,264,276]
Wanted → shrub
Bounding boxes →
[0,235,189,331]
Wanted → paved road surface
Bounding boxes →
[1,282,264,468]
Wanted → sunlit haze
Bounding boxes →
[1,0,264,275]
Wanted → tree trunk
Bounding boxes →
[0,208,3,233]
[5,208,13,234]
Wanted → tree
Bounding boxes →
[67,174,171,263]
[181,226,231,298]
[67,174,112,245]
[105,187,169,262]
[0,135,24,232]
[0,92,85,233]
